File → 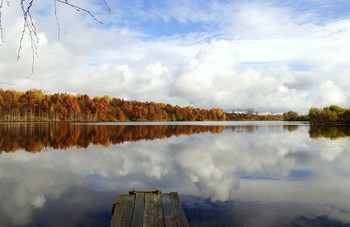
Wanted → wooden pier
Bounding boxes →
[110,190,189,227]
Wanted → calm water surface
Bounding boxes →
[0,122,349,227]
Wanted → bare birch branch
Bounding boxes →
[56,0,104,24]
[0,0,10,44]
[0,81,14,85]
[54,0,60,41]
[0,0,110,77]
[19,0,39,77]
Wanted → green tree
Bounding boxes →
[309,105,349,124]
[343,110,350,123]
[283,111,300,121]
[321,109,338,122]
[309,107,321,123]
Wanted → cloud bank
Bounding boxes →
[0,0,349,113]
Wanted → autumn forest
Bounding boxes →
[0,89,283,122]
[1,89,349,123]
[0,89,228,122]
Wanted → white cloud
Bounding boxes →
[0,0,349,113]
[319,81,347,106]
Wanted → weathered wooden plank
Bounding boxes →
[143,193,155,227]
[110,194,134,227]
[162,194,176,227]
[110,194,128,226]
[169,192,189,227]
[110,190,189,227]
[154,192,165,227]
[129,189,161,194]
[121,194,134,227]
[131,193,145,227]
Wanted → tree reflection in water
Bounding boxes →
[0,123,224,152]
[309,125,350,139]
[0,123,349,152]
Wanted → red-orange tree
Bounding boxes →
[0,89,228,122]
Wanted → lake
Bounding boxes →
[0,122,349,227]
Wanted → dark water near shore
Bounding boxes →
[0,122,349,227]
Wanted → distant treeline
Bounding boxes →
[283,105,350,124]
[0,89,284,122]
[282,111,308,121]
[0,89,229,122]
[3,90,348,123]
[0,90,230,122]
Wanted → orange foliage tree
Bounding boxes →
[0,89,228,122]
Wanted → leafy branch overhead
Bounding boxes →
[0,0,110,76]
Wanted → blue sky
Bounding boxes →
[0,0,349,113]
[101,0,350,37]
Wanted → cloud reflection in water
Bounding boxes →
[0,123,349,226]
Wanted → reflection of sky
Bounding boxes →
[0,124,349,226]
